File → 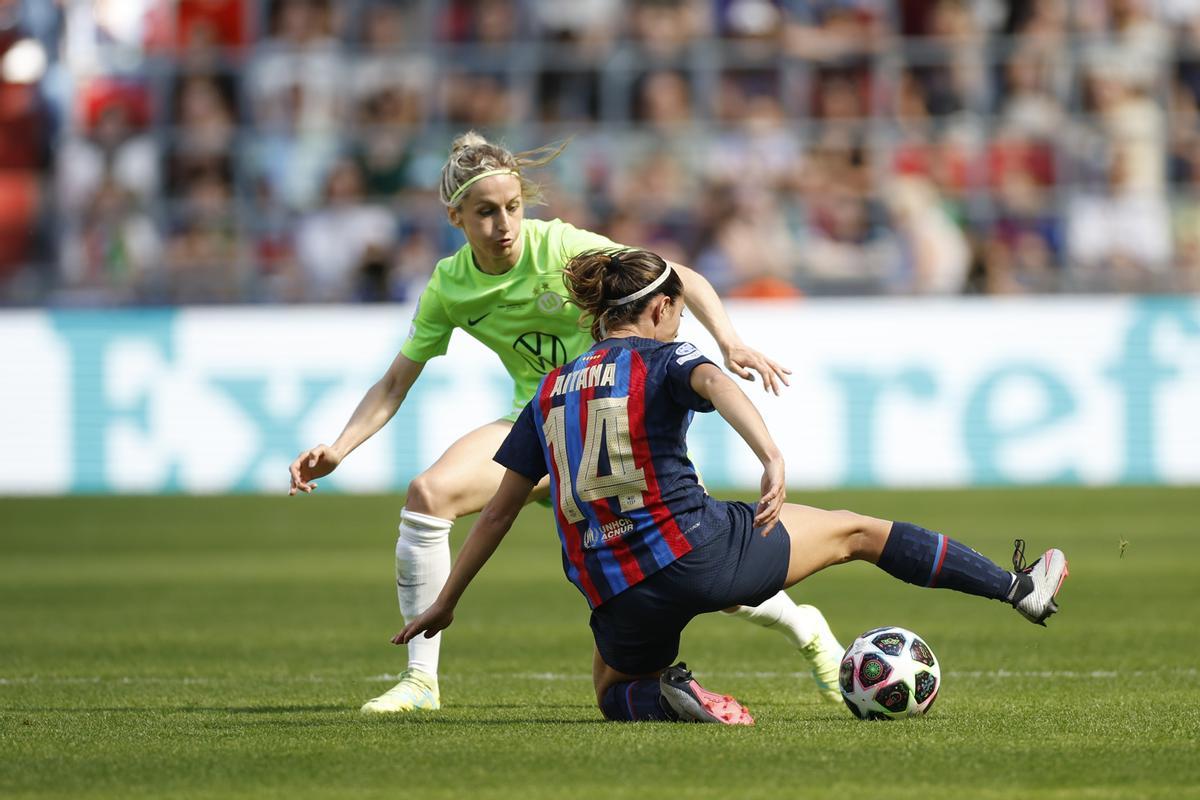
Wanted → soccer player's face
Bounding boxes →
[451,175,525,271]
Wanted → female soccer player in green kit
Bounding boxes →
[288,132,844,713]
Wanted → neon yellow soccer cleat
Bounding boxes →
[796,604,844,705]
[360,669,440,713]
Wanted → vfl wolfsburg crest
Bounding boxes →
[514,331,568,373]
[533,280,566,314]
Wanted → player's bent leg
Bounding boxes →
[403,420,518,520]
[591,649,752,725]
[592,647,673,721]
[723,594,843,704]
[776,505,892,587]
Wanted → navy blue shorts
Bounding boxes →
[589,500,791,676]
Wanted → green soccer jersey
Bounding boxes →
[401,218,619,416]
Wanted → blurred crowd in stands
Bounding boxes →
[1,0,1199,305]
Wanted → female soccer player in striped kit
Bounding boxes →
[394,248,1069,724]
[288,132,845,713]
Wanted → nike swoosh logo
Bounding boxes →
[468,313,491,326]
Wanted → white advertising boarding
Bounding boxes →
[0,297,1197,494]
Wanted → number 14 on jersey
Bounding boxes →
[542,397,649,523]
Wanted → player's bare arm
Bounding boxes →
[394,469,536,643]
[670,261,791,395]
[288,353,426,495]
[690,362,786,529]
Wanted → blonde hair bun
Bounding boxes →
[449,131,489,154]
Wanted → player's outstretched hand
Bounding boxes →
[722,342,791,396]
[393,602,455,644]
[754,458,785,531]
[288,445,341,495]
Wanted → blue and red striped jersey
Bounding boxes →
[495,336,719,608]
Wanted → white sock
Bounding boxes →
[725,591,818,649]
[395,507,453,678]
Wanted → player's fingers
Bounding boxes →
[757,357,791,395]
[302,448,331,472]
[733,353,774,394]
[766,361,792,390]
[756,364,779,395]
[727,361,753,381]
[757,486,784,527]
[755,508,779,530]
[753,500,772,527]
[740,351,789,394]
[758,494,777,520]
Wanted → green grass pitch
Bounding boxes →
[2,487,1199,799]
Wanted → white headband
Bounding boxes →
[606,263,673,307]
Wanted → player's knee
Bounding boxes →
[841,512,890,562]
[829,510,884,563]
[404,472,448,517]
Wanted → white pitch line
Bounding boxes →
[2,668,1195,687]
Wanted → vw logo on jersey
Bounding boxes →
[536,291,566,314]
[514,331,569,373]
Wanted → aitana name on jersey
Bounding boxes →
[548,361,618,398]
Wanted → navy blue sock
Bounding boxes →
[876,522,1014,602]
[599,680,674,722]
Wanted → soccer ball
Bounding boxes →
[838,626,940,720]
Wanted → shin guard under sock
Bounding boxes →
[877,522,1014,601]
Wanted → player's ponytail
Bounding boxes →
[563,248,683,341]
[439,130,568,209]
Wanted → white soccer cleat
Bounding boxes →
[795,604,844,704]
[1011,541,1069,626]
[360,669,440,713]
